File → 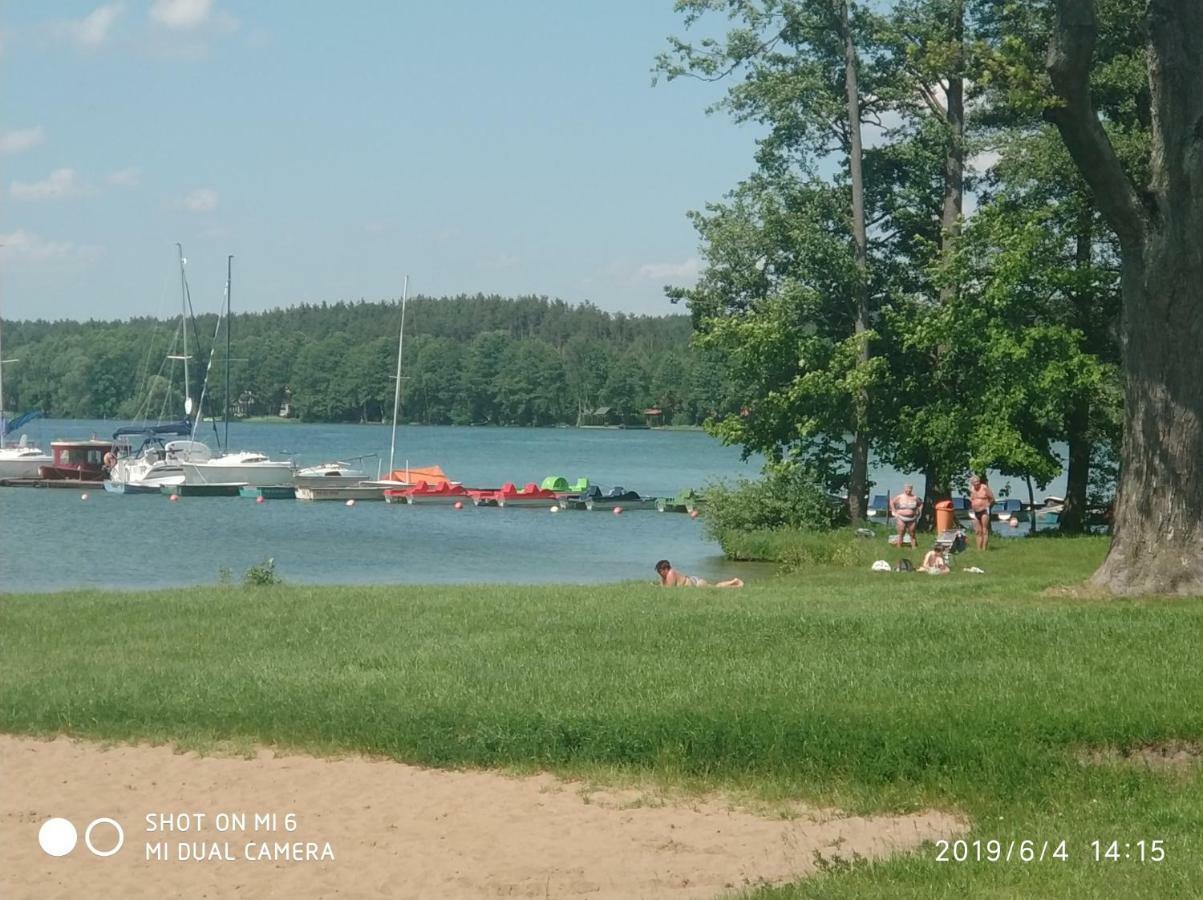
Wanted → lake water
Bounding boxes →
[0,419,1069,593]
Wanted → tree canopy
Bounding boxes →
[1,296,734,429]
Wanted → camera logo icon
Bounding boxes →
[38,817,124,858]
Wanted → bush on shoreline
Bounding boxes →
[703,465,847,539]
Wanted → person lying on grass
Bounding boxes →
[917,548,950,575]
[655,559,744,588]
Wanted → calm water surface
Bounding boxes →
[0,419,1069,593]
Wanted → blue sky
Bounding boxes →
[0,1,759,321]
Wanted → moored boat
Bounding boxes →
[0,437,53,480]
[293,460,370,491]
[182,451,295,487]
[656,488,705,513]
[108,423,207,490]
[299,484,392,502]
[390,480,474,505]
[582,485,660,511]
[38,438,114,482]
[471,482,561,508]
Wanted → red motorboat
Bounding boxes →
[38,438,114,482]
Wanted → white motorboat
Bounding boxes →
[293,460,370,490]
[182,451,295,486]
[110,437,211,489]
[0,436,52,479]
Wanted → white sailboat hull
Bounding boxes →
[0,451,52,479]
[182,459,295,486]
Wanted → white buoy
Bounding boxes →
[453,500,463,509]
[80,493,89,501]
[169,493,179,502]
[613,506,622,515]
[256,495,265,504]
[346,499,356,507]
[550,505,560,513]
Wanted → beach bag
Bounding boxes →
[895,558,914,573]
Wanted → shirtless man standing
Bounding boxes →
[969,475,995,551]
[890,484,921,546]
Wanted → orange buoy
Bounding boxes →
[453,501,463,509]
[256,495,265,504]
[169,493,179,502]
[613,506,622,515]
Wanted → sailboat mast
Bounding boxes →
[176,243,192,422]
[387,275,409,477]
[225,255,233,450]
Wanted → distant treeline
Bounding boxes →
[2,295,736,427]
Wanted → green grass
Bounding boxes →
[2,536,1201,897]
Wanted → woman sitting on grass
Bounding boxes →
[655,559,744,588]
[917,548,950,575]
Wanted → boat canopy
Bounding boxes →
[112,419,192,439]
[386,464,450,485]
[2,409,43,437]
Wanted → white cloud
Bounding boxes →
[64,4,124,47]
[11,168,84,201]
[105,166,141,187]
[636,257,701,281]
[0,127,45,155]
[0,229,98,264]
[150,0,214,30]
[180,187,219,212]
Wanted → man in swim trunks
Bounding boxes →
[969,475,995,551]
[655,560,744,588]
[889,484,921,546]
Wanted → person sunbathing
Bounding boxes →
[655,559,744,588]
[917,549,950,575]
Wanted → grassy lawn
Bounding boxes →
[2,535,1200,896]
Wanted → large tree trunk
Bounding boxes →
[839,0,871,524]
[1047,0,1203,595]
[1092,238,1203,594]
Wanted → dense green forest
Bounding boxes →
[1,295,734,427]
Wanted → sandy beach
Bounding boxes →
[1,735,964,899]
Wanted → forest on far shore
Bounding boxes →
[0,295,735,428]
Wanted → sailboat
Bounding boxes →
[0,285,52,479]
[181,256,295,487]
[296,276,451,501]
[107,244,213,493]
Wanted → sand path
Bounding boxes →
[1,735,964,899]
